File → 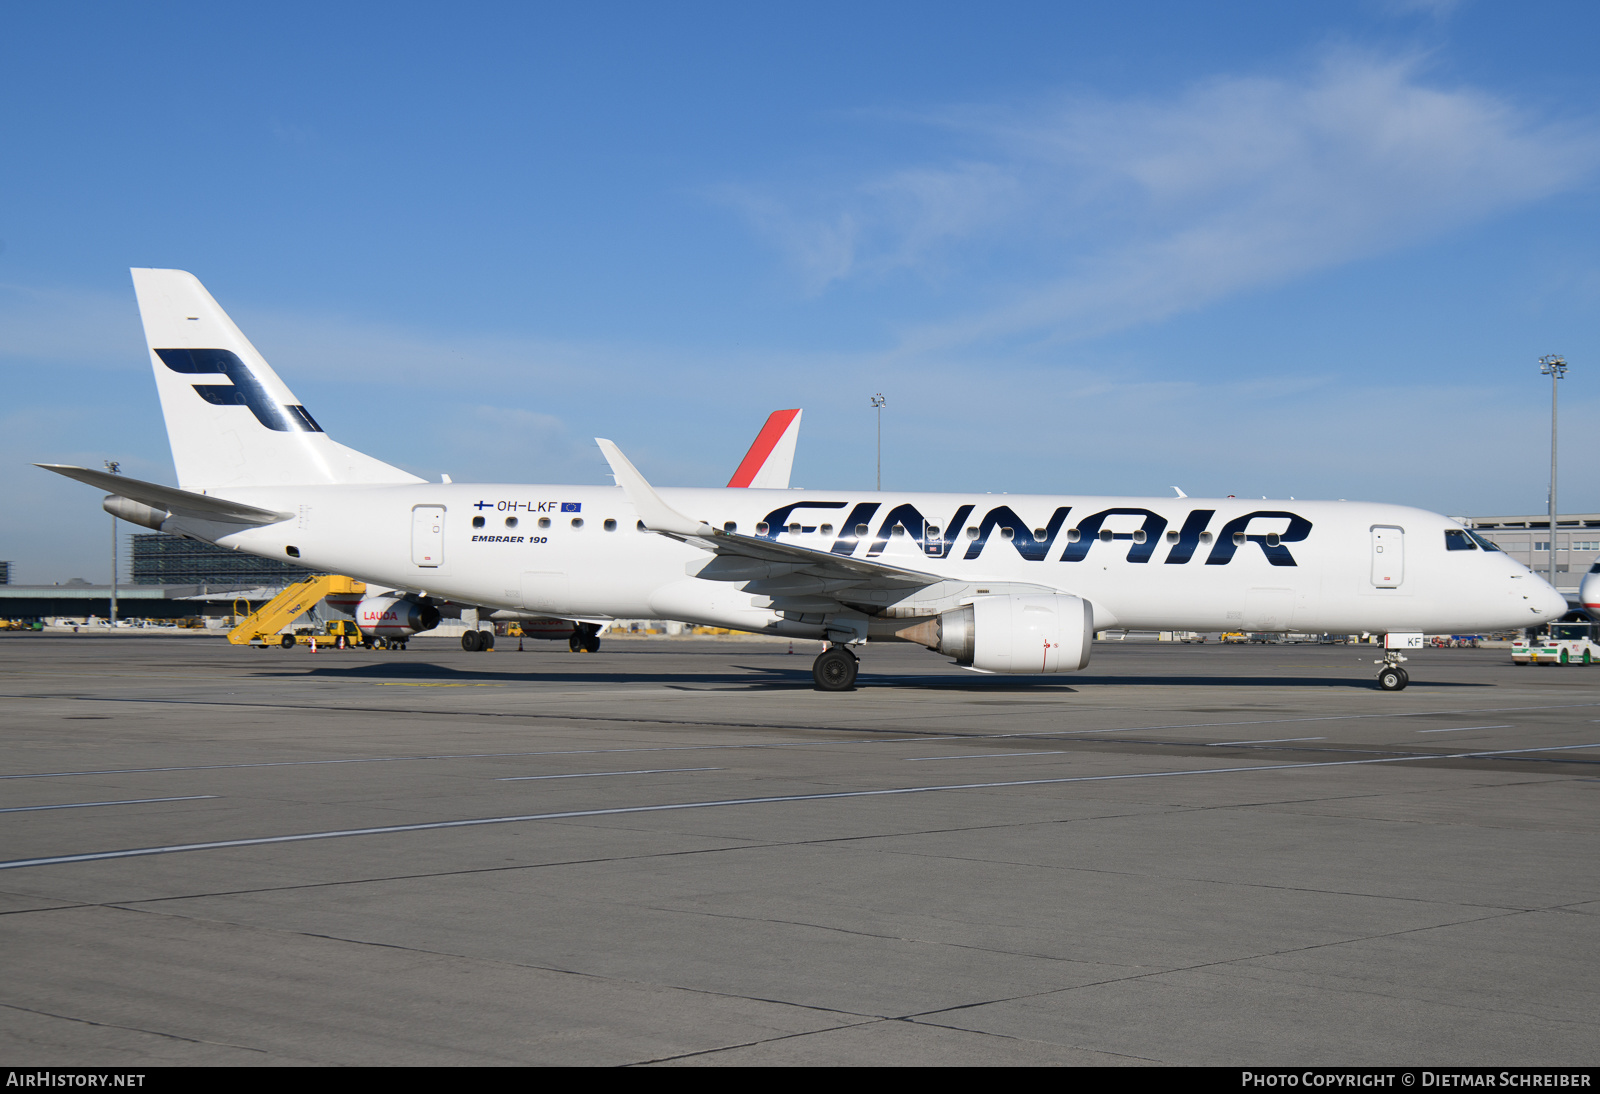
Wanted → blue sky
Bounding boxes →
[4,1,1599,582]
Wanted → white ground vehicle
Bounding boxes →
[1511,622,1600,665]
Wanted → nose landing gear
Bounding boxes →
[812,645,859,691]
[1375,647,1410,691]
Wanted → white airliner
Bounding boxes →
[39,269,1564,691]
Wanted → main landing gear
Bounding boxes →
[567,623,602,653]
[812,645,859,691]
[461,629,495,652]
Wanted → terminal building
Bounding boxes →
[130,533,308,587]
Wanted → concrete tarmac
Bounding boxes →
[1,634,1596,1066]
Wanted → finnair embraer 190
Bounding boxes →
[40,269,1564,692]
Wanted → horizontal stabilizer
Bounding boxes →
[35,464,290,526]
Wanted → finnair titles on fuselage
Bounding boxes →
[38,269,1564,692]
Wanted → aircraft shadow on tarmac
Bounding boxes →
[251,659,1491,691]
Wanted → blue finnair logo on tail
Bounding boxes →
[156,348,323,433]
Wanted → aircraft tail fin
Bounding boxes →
[131,268,423,490]
[727,409,801,488]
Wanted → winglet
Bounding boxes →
[595,439,712,537]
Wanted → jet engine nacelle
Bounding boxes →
[903,594,1094,673]
[356,594,441,638]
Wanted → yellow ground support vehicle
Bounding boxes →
[275,619,366,649]
[228,575,366,648]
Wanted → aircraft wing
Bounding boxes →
[597,439,940,593]
[35,464,291,525]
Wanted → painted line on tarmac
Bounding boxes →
[1417,725,1513,734]
[990,703,1600,739]
[904,752,1068,762]
[0,795,216,814]
[1207,737,1327,746]
[497,767,720,781]
[3,743,1596,872]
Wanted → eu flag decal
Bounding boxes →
[561,502,581,513]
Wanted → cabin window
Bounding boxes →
[892,525,906,537]
[285,546,300,558]
[1032,528,1045,542]
[472,516,485,528]
[788,522,801,534]
[505,517,518,528]
[1199,532,1213,544]
[820,524,834,535]
[1000,527,1014,540]
[1099,529,1113,542]
[1165,531,1178,543]
[1265,533,1280,547]
[1066,529,1080,542]
[724,521,737,533]
[966,526,979,539]
[1132,529,1146,544]
[637,520,647,531]
[756,522,770,535]
[538,517,551,529]
[857,524,870,536]
[1233,532,1246,546]
[571,517,584,529]
[603,519,617,532]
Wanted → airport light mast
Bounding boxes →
[1540,355,1567,589]
[104,459,120,627]
[871,393,886,491]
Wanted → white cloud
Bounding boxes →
[730,52,1599,350]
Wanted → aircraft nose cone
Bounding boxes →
[1580,571,1600,617]
[1532,577,1569,619]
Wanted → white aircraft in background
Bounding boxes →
[39,269,1564,691]
[1580,563,1600,620]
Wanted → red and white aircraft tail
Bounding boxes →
[727,409,801,489]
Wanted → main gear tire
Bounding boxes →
[812,647,859,691]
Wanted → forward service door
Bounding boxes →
[412,505,445,568]
[1371,525,1403,588]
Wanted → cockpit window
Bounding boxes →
[1444,530,1475,551]
[1466,530,1501,552]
